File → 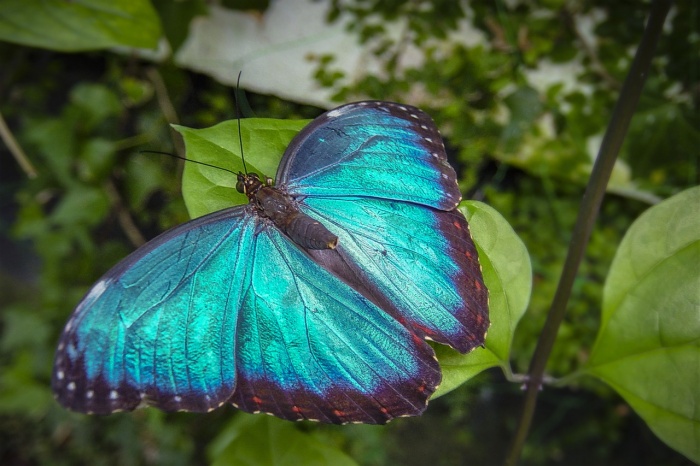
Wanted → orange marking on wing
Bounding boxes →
[411,332,427,346]
[252,396,262,404]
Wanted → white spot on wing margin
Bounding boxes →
[76,279,110,315]
[326,105,355,119]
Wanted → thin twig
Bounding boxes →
[503,1,672,464]
[146,67,180,126]
[144,66,188,201]
[104,179,147,248]
[0,109,38,178]
[145,67,185,159]
[146,63,186,184]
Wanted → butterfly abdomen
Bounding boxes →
[255,185,338,250]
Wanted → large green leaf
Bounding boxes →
[434,201,532,396]
[208,415,357,466]
[173,119,309,218]
[0,0,161,51]
[586,186,700,463]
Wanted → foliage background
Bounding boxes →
[0,0,697,464]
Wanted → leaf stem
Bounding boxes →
[551,370,587,388]
[104,180,146,248]
[503,1,672,464]
[0,109,38,178]
[145,67,186,161]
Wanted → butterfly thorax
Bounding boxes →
[236,172,338,250]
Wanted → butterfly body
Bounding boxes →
[241,173,338,250]
[52,101,489,424]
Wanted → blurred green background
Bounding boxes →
[0,1,697,464]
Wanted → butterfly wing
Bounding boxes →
[53,206,440,423]
[230,224,440,424]
[52,207,251,414]
[302,197,488,353]
[277,101,461,211]
[278,101,489,353]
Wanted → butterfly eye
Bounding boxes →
[236,172,247,193]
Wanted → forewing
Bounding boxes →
[52,207,252,414]
[277,101,460,211]
[230,226,441,424]
[302,196,489,353]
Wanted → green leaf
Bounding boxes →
[50,186,111,228]
[151,0,208,52]
[586,186,700,463]
[70,84,123,130]
[124,155,168,209]
[208,415,357,466]
[0,0,161,51]
[0,307,51,352]
[434,201,532,396]
[24,118,77,188]
[0,351,53,419]
[500,86,543,153]
[78,138,117,183]
[174,118,310,218]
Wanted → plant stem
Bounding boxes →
[503,1,672,464]
[104,180,147,248]
[0,109,37,178]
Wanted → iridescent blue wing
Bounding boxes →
[53,207,440,423]
[302,197,487,353]
[278,101,489,353]
[230,225,440,424]
[277,101,460,211]
[52,207,250,414]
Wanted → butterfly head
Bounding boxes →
[236,172,274,199]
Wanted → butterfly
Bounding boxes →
[52,101,489,424]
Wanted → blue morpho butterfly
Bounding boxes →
[52,101,489,424]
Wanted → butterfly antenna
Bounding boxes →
[139,150,237,176]
[235,71,248,175]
